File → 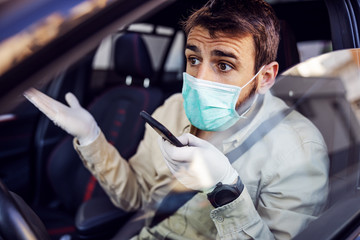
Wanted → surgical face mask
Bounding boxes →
[182,66,264,131]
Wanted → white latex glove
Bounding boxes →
[24,88,99,146]
[158,133,239,192]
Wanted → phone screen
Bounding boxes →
[140,111,184,147]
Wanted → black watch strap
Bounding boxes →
[207,176,244,208]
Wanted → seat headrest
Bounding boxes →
[114,33,154,80]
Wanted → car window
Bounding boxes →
[297,40,333,62]
[281,49,360,239]
[92,23,185,90]
[164,30,185,81]
[273,49,360,211]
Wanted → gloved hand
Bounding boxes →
[24,88,99,146]
[158,133,239,192]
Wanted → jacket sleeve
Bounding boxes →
[74,130,159,211]
[72,105,183,211]
[210,140,329,240]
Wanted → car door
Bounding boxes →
[0,100,39,201]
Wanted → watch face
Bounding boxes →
[208,177,243,207]
[214,189,239,207]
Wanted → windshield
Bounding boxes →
[0,0,113,76]
[1,0,360,239]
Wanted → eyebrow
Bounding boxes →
[185,44,238,60]
[212,50,238,60]
[186,44,199,52]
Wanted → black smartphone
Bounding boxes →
[140,111,184,147]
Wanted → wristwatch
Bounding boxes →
[207,176,244,208]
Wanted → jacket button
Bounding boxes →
[216,216,224,222]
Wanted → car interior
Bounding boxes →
[2,0,360,239]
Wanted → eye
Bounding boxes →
[188,57,200,66]
[218,62,233,72]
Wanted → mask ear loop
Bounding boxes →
[237,65,265,119]
[238,94,259,119]
[241,65,266,89]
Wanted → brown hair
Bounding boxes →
[182,0,280,72]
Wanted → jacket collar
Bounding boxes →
[219,91,289,153]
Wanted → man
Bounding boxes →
[24,0,329,239]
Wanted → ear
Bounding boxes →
[256,61,279,94]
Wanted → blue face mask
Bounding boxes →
[182,66,264,131]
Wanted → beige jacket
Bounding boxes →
[74,91,329,239]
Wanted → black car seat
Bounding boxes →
[35,32,164,240]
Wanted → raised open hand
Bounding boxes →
[24,88,99,145]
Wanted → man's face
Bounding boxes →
[185,26,258,108]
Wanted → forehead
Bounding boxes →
[186,26,255,58]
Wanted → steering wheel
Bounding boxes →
[0,180,50,240]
